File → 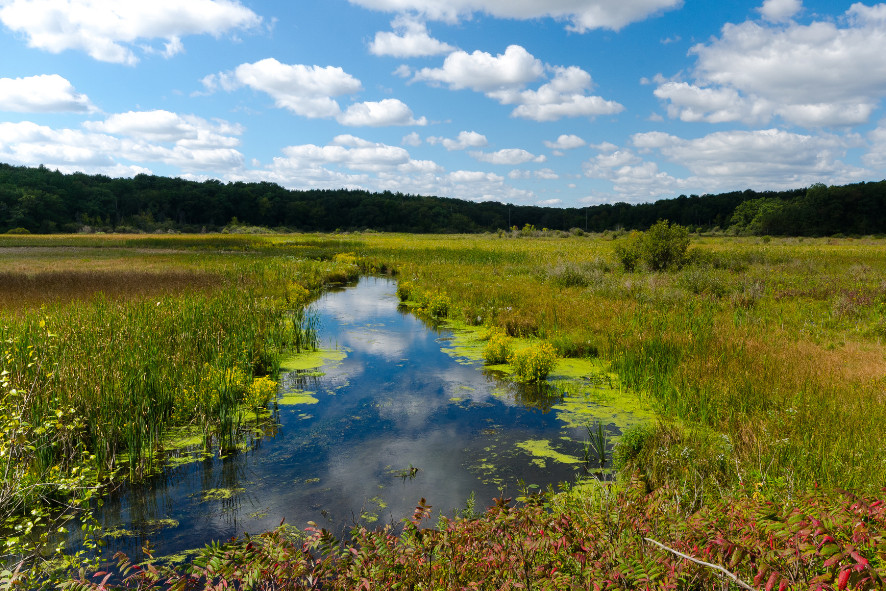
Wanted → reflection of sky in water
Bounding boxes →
[89,277,605,558]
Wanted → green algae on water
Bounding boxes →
[279,349,347,373]
[277,391,320,405]
[516,439,582,465]
[199,487,245,501]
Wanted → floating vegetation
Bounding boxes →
[277,391,320,405]
[102,518,180,539]
[198,487,245,502]
[279,348,347,373]
[516,439,582,466]
[388,464,421,480]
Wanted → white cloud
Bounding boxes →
[757,0,802,22]
[84,110,241,145]
[337,98,427,127]
[654,82,766,123]
[414,45,544,92]
[448,170,503,183]
[655,7,886,127]
[0,113,244,175]
[509,168,559,180]
[275,135,412,172]
[537,198,562,206]
[402,131,422,146]
[206,58,362,119]
[369,15,455,57]
[580,128,869,200]
[535,168,560,180]
[501,66,624,121]
[0,74,95,113]
[0,0,261,65]
[544,134,586,150]
[416,49,622,121]
[347,0,683,32]
[426,130,488,150]
[862,120,886,170]
[632,128,865,188]
[470,148,545,165]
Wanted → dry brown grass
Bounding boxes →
[0,269,225,309]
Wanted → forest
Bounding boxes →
[1,162,885,235]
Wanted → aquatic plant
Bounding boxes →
[482,329,513,365]
[395,280,412,302]
[508,343,557,382]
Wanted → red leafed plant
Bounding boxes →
[65,478,885,590]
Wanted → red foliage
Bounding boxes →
[67,479,886,590]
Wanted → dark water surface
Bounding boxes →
[92,277,603,558]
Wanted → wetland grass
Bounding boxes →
[0,240,366,582]
[358,233,886,495]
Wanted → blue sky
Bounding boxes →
[1,0,885,207]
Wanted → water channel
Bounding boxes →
[91,277,652,560]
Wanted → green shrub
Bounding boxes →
[5,227,30,235]
[614,221,690,272]
[614,230,644,271]
[613,422,655,470]
[508,343,557,382]
[643,219,690,271]
[396,280,412,302]
[427,292,450,318]
[483,330,514,365]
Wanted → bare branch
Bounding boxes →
[644,537,755,591]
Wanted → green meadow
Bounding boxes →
[2,231,885,589]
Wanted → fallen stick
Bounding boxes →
[644,537,755,590]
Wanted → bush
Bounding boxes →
[427,292,450,318]
[614,221,690,272]
[508,343,557,382]
[614,230,644,272]
[483,330,514,365]
[613,422,655,470]
[396,280,413,302]
[5,227,30,234]
[643,219,690,271]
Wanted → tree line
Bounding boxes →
[1,163,884,235]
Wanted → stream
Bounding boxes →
[89,276,650,560]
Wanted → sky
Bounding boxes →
[1,0,885,208]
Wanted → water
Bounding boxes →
[90,277,633,559]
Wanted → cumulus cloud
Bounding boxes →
[204,58,363,119]
[369,15,455,57]
[413,45,544,92]
[757,0,802,22]
[84,110,241,145]
[0,111,245,176]
[426,130,488,150]
[0,0,261,65]
[580,127,869,200]
[0,74,95,113]
[415,47,622,121]
[347,0,683,32]
[655,6,886,127]
[635,128,865,188]
[270,135,415,173]
[402,131,422,146]
[470,148,545,165]
[497,66,624,121]
[863,122,886,170]
[544,134,586,150]
[509,168,559,180]
[337,98,427,126]
[204,59,423,127]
